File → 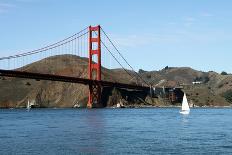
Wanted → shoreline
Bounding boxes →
[1,105,232,110]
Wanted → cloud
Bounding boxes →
[15,0,40,2]
[108,28,231,49]
[167,22,177,25]
[0,3,15,14]
[0,0,39,15]
[201,12,213,17]
[185,17,196,22]
[183,17,196,27]
[110,34,158,48]
[110,32,191,48]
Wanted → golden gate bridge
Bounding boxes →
[0,25,153,108]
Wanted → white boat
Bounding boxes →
[116,100,125,108]
[116,103,121,108]
[179,93,190,115]
[27,99,31,110]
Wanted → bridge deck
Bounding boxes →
[0,70,150,91]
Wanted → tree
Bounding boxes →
[138,69,147,74]
[164,66,169,70]
[221,71,228,75]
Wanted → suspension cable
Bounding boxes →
[101,40,138,81]
[92,31,137,82]
[100,27,150,86]
[0,27,89,60]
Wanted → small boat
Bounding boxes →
[179,93,190,115]
[116,103,121,108]
[116,101,125,108]
[27,99,31,111]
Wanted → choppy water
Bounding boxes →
[0,108,232,155]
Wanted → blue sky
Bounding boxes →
[0,0,232,73]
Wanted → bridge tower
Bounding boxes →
[87,25,102,108]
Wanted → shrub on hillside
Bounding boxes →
[194,76,210,83]
[164,66,169,70]
[223,90,232,103]
[146,75,151,79]
[138,69,147,74]
[221,71,228,75]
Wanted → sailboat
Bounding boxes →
[179,93,190,115]
[27,99,31,111]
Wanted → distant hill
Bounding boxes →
[139,66,232,106]
[0,55,231,108]
[140,67,206,86]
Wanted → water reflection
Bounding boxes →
[180,114,190,125]
[81,109,106,154]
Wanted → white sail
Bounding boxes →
[181,93,190,111]
[27,99,31,110]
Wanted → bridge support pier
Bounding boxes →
[88,83,102,108]
[87,25,102,108]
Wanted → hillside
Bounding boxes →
[139,67,232,106]
[0,56,231,108]
[0,55,137,108]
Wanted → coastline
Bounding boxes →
[1,105,232,109]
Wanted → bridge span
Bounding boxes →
[0,69,150,91]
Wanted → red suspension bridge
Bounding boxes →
[0,25,153,108]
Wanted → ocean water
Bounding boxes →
[0,108,232,155]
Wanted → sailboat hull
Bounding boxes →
[179,110,190,115]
